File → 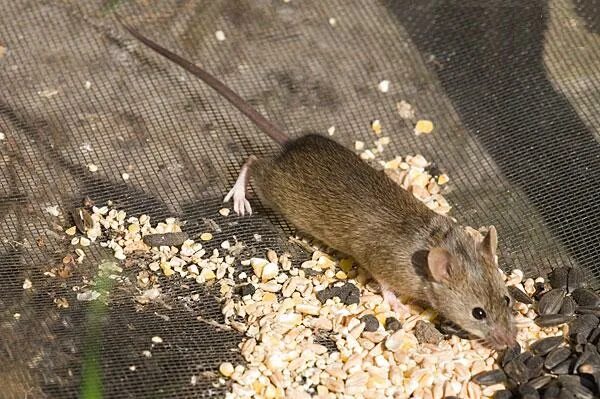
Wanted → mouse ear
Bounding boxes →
[481,225,498,262]
[427,247,452,283]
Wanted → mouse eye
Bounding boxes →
[504,295,511,306]
[472,307,487,320]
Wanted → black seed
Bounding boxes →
[502,343,522,367]
[549,267,569,290]
[529,375,553,390]
[551,358,575,375]
[384,317,401,332]
[360,314,379,332]
[337,283,360,305]
[539,289,567,315]
[557,388,575,399]
[545,347,572,370]
[504,358,530,384]
[587,327,600,345]
[557,375,596,399]
[569,314,600,341]
[517,351,535,364]
[414,320,443,344]
[238,283,256,297]
[536,314,576,328]
[472,369,507,385]
[575,332,589,346]
[493,389,514,399]
[316,287,335,303]
[542,383,560,399]
[567,268,586,293]
[526,355,545,378]
[142,231,189,247]
[560,296,577,316]
[531,336,565,356]
[575,306,600,317]
[572,288,600,308]
[316,283,360,305]
[519,383,540,399]
[508,285,533,304]
[534,282,548,301]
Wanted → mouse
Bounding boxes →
[117,18,517,350]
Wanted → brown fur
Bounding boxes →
[254,135,515,347]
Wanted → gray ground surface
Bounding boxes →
[0,0,597,397]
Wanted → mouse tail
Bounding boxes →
[116,16,289,146]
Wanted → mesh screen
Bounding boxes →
[1,0,600,397]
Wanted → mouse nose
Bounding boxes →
[489,328,517,350]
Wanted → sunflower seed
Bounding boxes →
[567,268,585,293]
[560,296,577,316]
[536,314,576,327]
[549,267,569,290]
[143,232,189,247]
[493,390,514,399]
[530,336,565,356]
[529,375,553,390]
[504,358,529,384]
[471,369,507,385]
[587,327,600,345]
[569,314,599,341]
[539,289,567,315]
[508,285,533,304]
[542,383,560,399]
[526,355,545,379]
[551,358,575,375]
[72,207,94,233]
[558,388,576,399]
[575,306,600,317]
[572,288,600,308]
[557,375,595,399]
[545,347,572,370]
[502,343,522,367]
[518,383,540,399]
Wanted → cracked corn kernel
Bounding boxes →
[437,174,449,185]
[200,233,213,241]
[414,119,434,135]
[220,362,234,377]
[371,119,382,135]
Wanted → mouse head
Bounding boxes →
[425,226,517,350]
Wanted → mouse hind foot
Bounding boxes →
[224,155,257,216]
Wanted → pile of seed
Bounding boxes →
[473,266,600,398]
[45,146,600,399]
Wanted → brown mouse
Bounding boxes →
[118,19,517,350]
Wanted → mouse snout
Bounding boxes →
[488,327,517,350]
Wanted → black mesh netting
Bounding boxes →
[2,0,600,397]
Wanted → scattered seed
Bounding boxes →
[530,336,565,356]
[215,30,226,41]
[122,172,130,180]
[471,370,507,386]
[517,383,539,399]
[23,279,32,289]
[220,362,234,377]
[219,208,231,217]
[371,119,381,135]
[200,233,213,241]
[572,288,600,308]
[378,80,390,93]
[508,285,533,305]
[545,347,572,370]
[538,289,566,315]
[151,336,163,344]
[560,296,577,316]
[87,163,98,172]
[414,320,443,344]
[536,314,576,327]
[414,119,434,135]
[143,232,188,247]
[566,268,585,293]
[549,267,569,290]
[360,314,379,332]
[238,284,255,297]
[385,317,402,332]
